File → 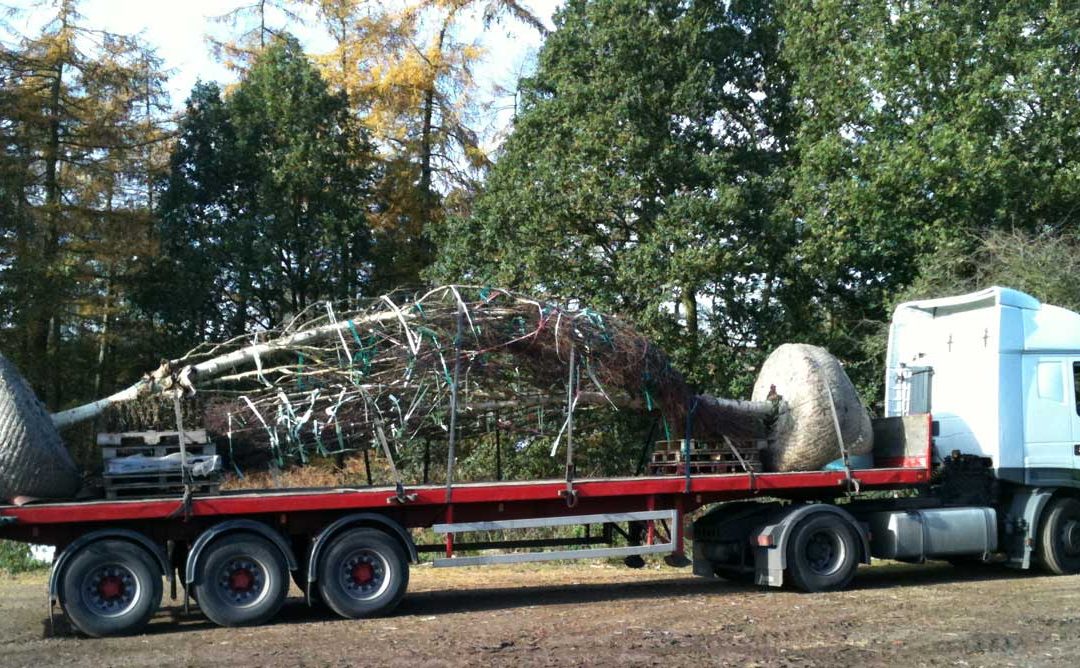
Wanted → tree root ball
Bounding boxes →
[0,355,80,500]
[751,343,873,472]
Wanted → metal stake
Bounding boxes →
[683,397,699,494]
[445,302,464,503]
[563,347,577,505]
[173,393,189,492]
[494,412,503,481]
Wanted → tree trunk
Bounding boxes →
[681,285,698,370]
[37,44,66,408]
[415,15,453,282]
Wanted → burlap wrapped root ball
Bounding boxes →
[0,354,80,500]
[751,344,873,472]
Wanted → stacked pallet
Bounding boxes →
[99,430,222,499]
[648,439,761,476]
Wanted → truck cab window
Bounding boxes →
[1075,362,1080,416]
[1039,361,1065,401]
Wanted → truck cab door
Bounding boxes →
[1023,357,1078,486]
[1072,361,1080,473]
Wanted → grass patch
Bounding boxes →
[0,540,48,575]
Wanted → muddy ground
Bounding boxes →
[2,561,1079,667]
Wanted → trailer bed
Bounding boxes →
[1,463,929,528]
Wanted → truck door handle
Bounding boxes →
[1075,444,1080,456]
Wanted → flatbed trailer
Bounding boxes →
[6,286,1080,639]
[0,414,934,637]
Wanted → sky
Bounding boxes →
[11,0,564,145]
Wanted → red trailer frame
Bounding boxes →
[0,415,933,637]
[0,418,932,556]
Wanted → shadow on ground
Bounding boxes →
[41,560,1036,639]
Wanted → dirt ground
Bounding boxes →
[2,560,1079,667]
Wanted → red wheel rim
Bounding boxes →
[351,562,375,585]
[229,568,255,592]
[98,575,124,600]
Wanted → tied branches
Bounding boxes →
[55,285,714,469]
[187,285,695,464]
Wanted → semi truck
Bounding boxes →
[1,286,1078,637]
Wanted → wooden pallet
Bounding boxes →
[651,450,741,463]
[101,441,216,461]
[102,474,220,500]
[98,428,207,445]
[647,439,760,476]
[99,430,220,499]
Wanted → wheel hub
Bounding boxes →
[229,568,255,592]
[805,531,843,575]
[83,564,139,616]
[351,562,375,585]
[1062,519,1080,556]
[98,575,124,600]
[218,559,266,605]
[339,550,388,600]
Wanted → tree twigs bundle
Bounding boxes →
[116,286,706,467]
[47,287,872,488]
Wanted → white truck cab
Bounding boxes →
[886,286,1080,488]
[692,287,1080,587]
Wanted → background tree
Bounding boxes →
[778,0,1080,394]
[207,0,307,72]
[430,0,793,397]
[144,36,377,347]
[0,0,170,408]
[1,0,1078,480]
[304,0,547,291]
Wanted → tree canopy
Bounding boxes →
[431,0,797,396]
[433,0,1080,402]
[144,36,377,351]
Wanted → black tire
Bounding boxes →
[193,534,288,627]
[1037,496,1080,575]
[785,514,860,592]
[60,539,163,637]
[317,528,409,619]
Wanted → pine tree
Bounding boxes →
[305,0,547,290]
[207,0,307,72]
[147,36,378,343]
[0,0,171,407]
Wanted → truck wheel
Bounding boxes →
[1037,497,1080,575]
[61,539,163,637]
[317,528,409,619]
[193,534,288,627]
[786,514,859,592]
